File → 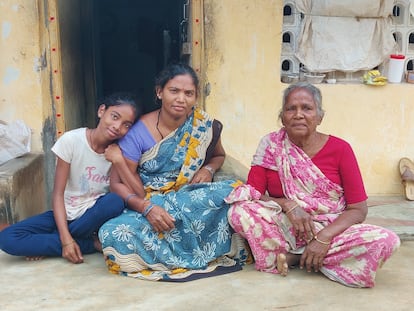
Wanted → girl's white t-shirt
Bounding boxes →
[51,128,111,220]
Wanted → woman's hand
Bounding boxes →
[285,203,315,242]
[190,167,214,184]
[300,237,330,272]
[297,200,367,272]
[62,240,84,264]
[145,205,176,232]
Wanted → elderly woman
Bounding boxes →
[226,82,400,288]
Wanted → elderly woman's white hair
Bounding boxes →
[278,82,325,120]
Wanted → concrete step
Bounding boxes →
[0,153,45,225]
[365,196,414,241]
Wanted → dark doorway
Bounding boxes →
[58,0,187,128]
[95,0,186,114]
[46,0,188,208]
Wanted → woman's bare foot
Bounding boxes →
[25,256,45,261]
[277,253,300,276]
[93,235,102,253]
[277,253,289,276]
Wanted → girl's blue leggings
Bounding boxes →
[0,193,124,257]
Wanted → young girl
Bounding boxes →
[0,93,141,264]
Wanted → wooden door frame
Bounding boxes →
[47,0,206,137]
[47,0,65,138]
[190,0,206,108]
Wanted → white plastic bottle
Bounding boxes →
[387,54,405,83]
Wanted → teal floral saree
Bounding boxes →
[99,108,247,281]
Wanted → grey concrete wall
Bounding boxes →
[214,155,249,183]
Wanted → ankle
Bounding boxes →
[285,253,300,267]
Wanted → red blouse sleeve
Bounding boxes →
[337,141,368,204]
[246,165,268,195]
[313,136,367,204]
[247,165,285,197]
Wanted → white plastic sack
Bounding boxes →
[295,0,396,72]
[0,120,32,166]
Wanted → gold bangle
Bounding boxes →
[285,204,298,215]
[62,240,75,247]
[314,235,330,245]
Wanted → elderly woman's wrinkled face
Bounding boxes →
[281,88,322,139]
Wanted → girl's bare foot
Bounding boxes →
[277,253,289,276]
[26,256,45,261]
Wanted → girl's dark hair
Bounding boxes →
[98,92,142,122]
[154,63,199,106]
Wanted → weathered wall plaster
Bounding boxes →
[204,0,413,196]
[0,0,44,153]
[0,0,413,197]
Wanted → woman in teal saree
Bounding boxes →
[99,63,246,281]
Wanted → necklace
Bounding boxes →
[156,110,164,139]
[88,128,101,153]
[88,128,96,151]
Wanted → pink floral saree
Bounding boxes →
[226,129,400,287]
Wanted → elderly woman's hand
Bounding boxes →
[285,203,316,242]
[300,235,331,272]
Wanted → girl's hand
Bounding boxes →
[145,205,176,232]
[104,144,124,164]
[62,240,84,264]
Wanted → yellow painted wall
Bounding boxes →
[0,0,46,153]
[203,0,414,196]
[1,0,413,197]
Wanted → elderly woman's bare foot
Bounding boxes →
[277,253,300,276]
[277,253,289,276]
[26,256,45,261]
